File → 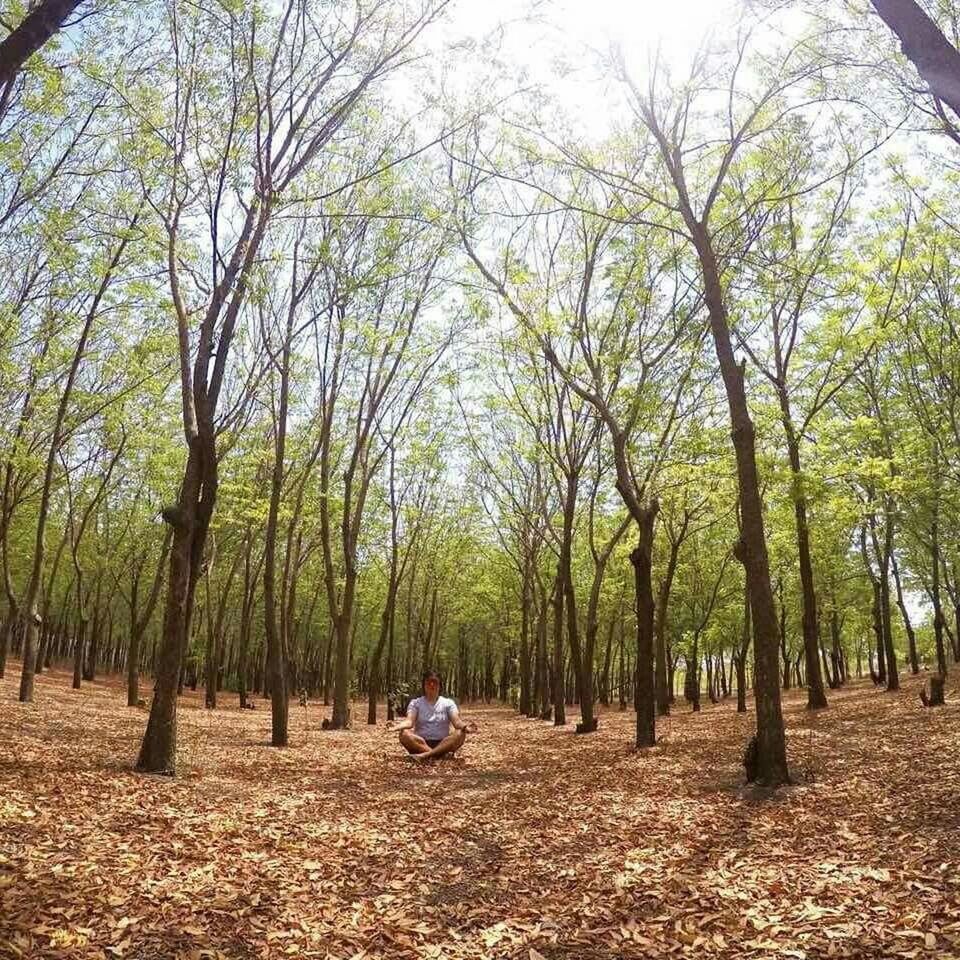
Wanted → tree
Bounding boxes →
[0,0,86,117]
[18,201,142,701]
[136,0,449,773]
[455,158,700,746]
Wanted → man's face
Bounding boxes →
[424,676,439,696]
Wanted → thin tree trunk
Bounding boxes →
[518,551,533,715]
[535,571,550,719]
[930,457,948,676]
[736,582,751,713]
[780,413,827,709]
[655,528,684,716]
[550,567,566,726]
[891,552,918,674]
[129,530,172,706]
[631,505,657,748]
[20,226,136,702]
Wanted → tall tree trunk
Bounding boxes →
[736,582,751,713]
[518,552,533,715]
[931,483,948,677]
[535,572,550,719]
[368,573,398,724]
[72,617,85,690]
[691,228,788,784]
[550,567,566,726]
[83,579,103,682]
[559,479,591,732]
[617,621,627,710]
[780,414,827,709]
[0,611,12,679]
[263,298,299,745]
[655,530,684,716]
[237,535,257,709]
[631,505,658,748]
[385,599,396,722]
[776,579,790,689]
[330,574,356,729]
[829,609,844,688]
[871,511,899,692]
[129,530,172,706]
[136,438,213,774]
[861,524,886,683]
[600,607,617,706]
[891,551,918,675]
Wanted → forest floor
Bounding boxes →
[1,664,959,960]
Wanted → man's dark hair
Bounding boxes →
[422,669,440,687]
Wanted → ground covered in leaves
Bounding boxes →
[2,664,959,960]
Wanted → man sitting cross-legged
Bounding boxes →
[387,669,477,761]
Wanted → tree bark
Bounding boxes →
[631,504,658,749]
[891,551,918,675]
[780,408,828,709]
[136,438,212,774]
[870,511,899,692]
[535,571,550,719]
[736,582,752,713]
[518,551,533,715]
[871,0,960,121]
[550,567,566,726]
[691,228,788,784]
[655,526,685,716]
[930,473,948,677]
[0,0,84,87]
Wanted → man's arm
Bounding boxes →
[387,705,417,732]
[448,703,477,734]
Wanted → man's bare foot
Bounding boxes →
[410,751,433,763]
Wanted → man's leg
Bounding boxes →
[413,728,466,761]
[400,729,432,755]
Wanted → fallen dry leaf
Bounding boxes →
[1,664,959,959]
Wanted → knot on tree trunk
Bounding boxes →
[732,537,748,565]
[161,504,184,529]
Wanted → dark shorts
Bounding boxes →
[403,737,443,753]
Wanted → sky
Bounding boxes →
[430,0,729,137]
[449,0,724,65]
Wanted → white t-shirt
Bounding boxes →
[408,695,457,741]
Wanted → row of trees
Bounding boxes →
[1,0,959,786]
